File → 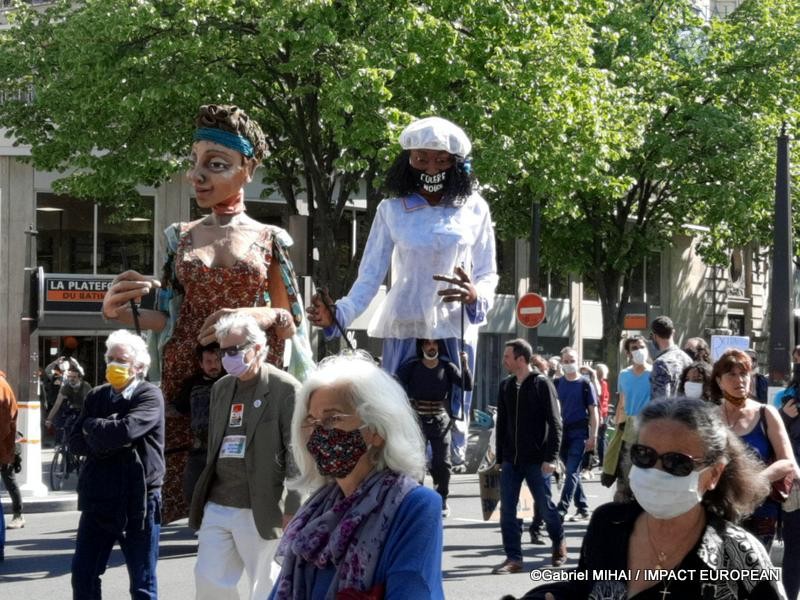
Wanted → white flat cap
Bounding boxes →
[399,117,472,158]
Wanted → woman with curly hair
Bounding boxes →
[306,117,498,466]
[677,360,713,402]
[102,104,311,523]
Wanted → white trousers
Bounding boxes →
[195,502,281,600]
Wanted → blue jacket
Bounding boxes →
[269,485,444,599]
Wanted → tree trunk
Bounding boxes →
[597,269,627,408]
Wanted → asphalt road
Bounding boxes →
[0,470,616,599]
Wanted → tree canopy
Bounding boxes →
[0,0,616,298]
[1,0,799,371]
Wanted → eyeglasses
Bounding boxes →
[630,443,708,477]
[220,344,252,357]
[301,414,358,431]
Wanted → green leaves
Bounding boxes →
[1,0,798,300]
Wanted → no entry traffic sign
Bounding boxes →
[516,292,546,328]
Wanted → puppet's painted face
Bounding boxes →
[186,140,252,208]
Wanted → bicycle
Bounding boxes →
[50,411,83,491]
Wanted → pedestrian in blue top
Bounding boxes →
[555,346,598,522]
[271,352,444,600]
[772,345,800,409]
[613,335,652,502]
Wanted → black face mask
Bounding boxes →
[685,348,697,361]
[412,167,447,193]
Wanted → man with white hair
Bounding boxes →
[69,329,165,600]
[189,312,301,600]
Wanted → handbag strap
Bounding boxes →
[760,404,778,462]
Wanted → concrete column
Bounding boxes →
[5,158,46,496]
[570,277,583,358]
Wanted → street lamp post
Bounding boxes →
[768,123,794,384]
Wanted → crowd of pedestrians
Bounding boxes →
[494,315,800,600]
[1,106,798,600]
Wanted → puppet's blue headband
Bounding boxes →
[192,127,254,158]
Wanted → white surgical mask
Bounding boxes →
[561,363,578,375]
[629,464,707,520]
[683,381,704,399]
[631,348,649,365]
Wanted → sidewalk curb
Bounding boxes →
[2,492,78,513]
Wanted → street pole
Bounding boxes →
[768,123,793,384]
[528,199,541,352]
[19,225,47,497]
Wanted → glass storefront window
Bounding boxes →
[583,277,599,302]
[495,238,515,294]
[628,263,645,303]
[626,253,661,305]
[548,270,569,299]
[36,193,155,275]
[645,253,662,306]
[36,193,94,273]
[97,199,155,275]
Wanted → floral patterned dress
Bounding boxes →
[159,223,291,524]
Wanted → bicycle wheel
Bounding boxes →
[50,447,68,491]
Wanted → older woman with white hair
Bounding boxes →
[270,352,444,600]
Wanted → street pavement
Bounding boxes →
[0,460,616,600]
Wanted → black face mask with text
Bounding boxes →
[412,167,447,193]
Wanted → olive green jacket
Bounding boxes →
[188,364,302,540]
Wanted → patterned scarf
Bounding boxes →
[273,469,418,599]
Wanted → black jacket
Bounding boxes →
[496,369,562,465]
[69,380,165,532]
[514,502,783,599]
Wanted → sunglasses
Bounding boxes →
[219,344,252,357]
[630,443,708,477]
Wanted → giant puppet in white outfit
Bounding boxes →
[307,117,498,464]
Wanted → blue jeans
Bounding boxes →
[558,428,589,515]
[72,491,161,599]
[500,462,564,562]
[783,509,800,600]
